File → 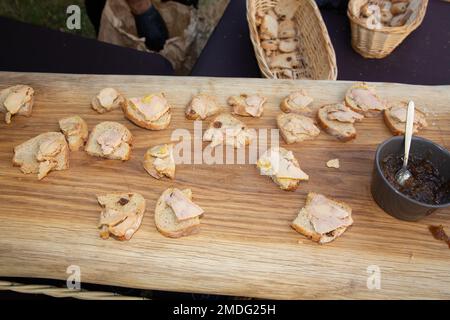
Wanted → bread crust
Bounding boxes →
[12,132,69,179]
[156,223,200,238]
[185,94,221,120]
[277,113,320,144]
[0,85,35,123]
[317,104,357,142]
[204,113,253,148]
[291,219,322,242]
[275,178,300,191]
[383,110,403,136]
[85,121,132,160]
[279,90,314,116]
[317,114,356,142]
[291,192,353,244]
[344,82,385,117]
[143,144,175,180]
[91,94,126,114]
[383,102,427,136]
[185,108,203,120]
[228,94,266,118]
[155,188,202,238]
[257,147,308,191]
[97,192,146,241]
[279,99,291,113]
[122,100,171,130]
[59,115,89,151]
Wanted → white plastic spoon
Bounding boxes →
[395,100,415,186]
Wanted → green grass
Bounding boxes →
[0,0,96,38]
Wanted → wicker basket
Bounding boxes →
[348,0,428,59]
[247,0,337,80]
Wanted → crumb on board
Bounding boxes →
[326,158,340,169]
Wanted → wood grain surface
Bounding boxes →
[0,72,449,299]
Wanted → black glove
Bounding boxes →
[134,5,169,52]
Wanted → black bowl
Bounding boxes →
[371,136,450,221]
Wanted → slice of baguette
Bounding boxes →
[97,192,146,241]
[59,115,89,151]
[155,188,202,238]
[203,113,253,149]
[317,104,360,142]
[185,94,221,120]
[279,90,314,115]
[0,85,34,124]
[274,0,300,20]
[85,121,132,160]
[257,147,309,191]
[143,143,175,179]
[277,113,320,144]
[344,82,386,117]
[123,93,171,130]
[291,192,353,244]
[228,94,266,118]
[13,132,69,180]
[383,102,428,135]
[91,88,126,114]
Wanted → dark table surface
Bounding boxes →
[1,1,449,85]
[191,0,450,85]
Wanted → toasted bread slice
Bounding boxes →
[269,52,300,69]
[291,192,353,244]
[274,0,300,20]
[261,39,279,56]
[228,94,266,118]
[383,101,428,135]
[59,115,89,151]
[155,188,204,238]
[257,147,309,191]
[317,104,363,142]
[13,132,69,180]
[279,38,298,53]
[85,121,132,160]
[123,93,171,130]
[344,82,386,117]
[185,94,221,120]
[91,88,126,114]
[0,85,34,124]
[277,113,320,144]
[97,192,146,241]
[143,143,175,180]
[203,113,254,149]
[279,90,314,115]
[259,14,278,40]
[278,19,297,39]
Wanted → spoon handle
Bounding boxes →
[403,101,415,167]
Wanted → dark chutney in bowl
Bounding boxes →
[371,136,450,221]
[381,154,450,205]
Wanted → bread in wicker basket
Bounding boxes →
[348,0,428,59]
[247,0,337,80]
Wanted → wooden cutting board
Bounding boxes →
[0,72,449,299]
